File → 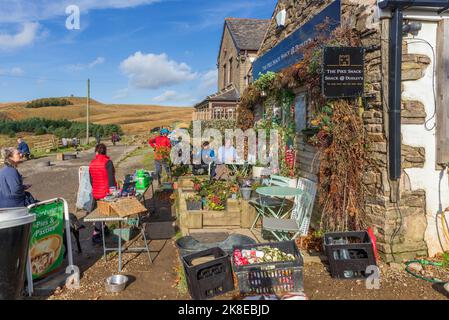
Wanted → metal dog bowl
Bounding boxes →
[105,275,128,293]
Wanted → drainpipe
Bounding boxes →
[388,8,403,180]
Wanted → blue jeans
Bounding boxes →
[155,160,170,181]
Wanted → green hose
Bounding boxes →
[405,259,446,284]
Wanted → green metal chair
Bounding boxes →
[262,177,317,241]
[249,175,296,230]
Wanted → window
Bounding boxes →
[228,58,233,86]
[223,64,227,88]
[295,92,307,134]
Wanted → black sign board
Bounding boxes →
[322,47,365,98]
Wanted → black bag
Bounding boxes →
[24,191,38,206]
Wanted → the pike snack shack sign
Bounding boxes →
[322,47,365,98]
[29,200,65,279]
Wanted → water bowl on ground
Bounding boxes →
[105,274,128,293]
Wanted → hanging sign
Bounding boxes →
[252,0,341,80]
[322,46,365,98]
[28,200,65,279]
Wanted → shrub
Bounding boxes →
[0,118,123,138]
[25,98,73,108]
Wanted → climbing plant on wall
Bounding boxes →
[237,22,370,231]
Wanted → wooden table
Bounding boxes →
[84,188,153,272]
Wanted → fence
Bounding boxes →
[32,137,62,153]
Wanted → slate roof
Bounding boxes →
[194,85,240,109]
[225,18,270,51]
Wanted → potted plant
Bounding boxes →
[186,194,202,211]
[229,184,240,199]
[240,179,253,200]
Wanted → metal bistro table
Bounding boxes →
[84,188,153,273]
[251,186,302,230]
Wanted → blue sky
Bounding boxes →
[0,0,275,106]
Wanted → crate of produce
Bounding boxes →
[232,241,304,295]
[324,231,377,279]
[181,247,234,300]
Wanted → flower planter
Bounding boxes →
[240,187,252,200]
[186,200,202,211]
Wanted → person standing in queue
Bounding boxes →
[0,148,35,208]
[89,143,117,243]
[149,128,171,185]
[17,138,31,160]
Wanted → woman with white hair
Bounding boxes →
[0,148,27,208]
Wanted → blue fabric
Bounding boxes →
[0,166,25,208]
[160,128,169,135]
[197,149,215,164]
[18,141,30,154]
[76,166,94,212]
[217,146,238,164]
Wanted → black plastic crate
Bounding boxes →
[324,231,377,279]
[181,247,234,300]
[232,241,304,295]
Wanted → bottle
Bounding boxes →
[333,237,354,278]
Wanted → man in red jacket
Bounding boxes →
[89,143,117,243]
[149,128,171,184]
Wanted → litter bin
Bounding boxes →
[0,207,35,300]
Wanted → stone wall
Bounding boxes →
[256,0,433,261]
[343,0,430,261]
[218,25,257,94]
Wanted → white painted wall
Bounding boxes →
[401,20,449,256]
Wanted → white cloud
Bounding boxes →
[199,69,218,92]
[0,22,40,50]
[88,57,105,68]
[10,67,25,76]
[0,1,161,23]
[0,67,25,76]
[120,52,197,90]
[152,90,193,103]
[67,56,105,71]
[113,87,129,100]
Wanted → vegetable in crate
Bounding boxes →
[233,247,295,265]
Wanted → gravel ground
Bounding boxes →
[18,144,449,300]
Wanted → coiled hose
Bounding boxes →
[405,259,446,284]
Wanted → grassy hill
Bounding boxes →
[0,97,193,134]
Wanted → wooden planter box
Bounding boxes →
[186,200,202,211]
[176,175,209,189]
[176,188,259,235]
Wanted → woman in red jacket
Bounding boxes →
[149,128,171,184]
[89,143,117,243]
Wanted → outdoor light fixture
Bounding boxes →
[403,21,422,36]
[276,9,287,29]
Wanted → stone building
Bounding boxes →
[253,0,449,260]
[193,18,270,121]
